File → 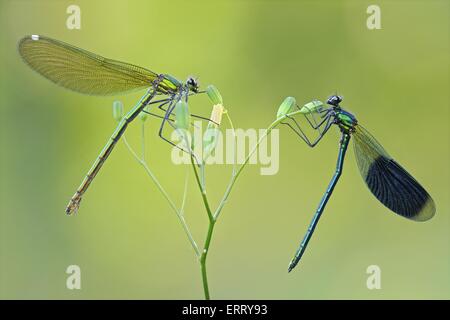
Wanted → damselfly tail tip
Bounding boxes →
[65,206,76,215]
[287,261,297,273]
[65,195,82,215]
[65,205,78,215]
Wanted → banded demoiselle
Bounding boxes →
[281,95,436,272]
[18,35,206,215]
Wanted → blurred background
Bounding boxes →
[0,0,448,299]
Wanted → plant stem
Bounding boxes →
[190,108,252,299]
[179,167,189,215]
[200,220,215,300]
[190,155,215,299]
[192,115,282,298]
[191,157,214,222]
[123,106,300,299]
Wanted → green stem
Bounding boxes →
[190,155,215,299]
[224,111,238,176]
[179,167,189,215]
[200,220,215,300]
[191,157,214,222]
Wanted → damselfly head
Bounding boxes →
[186,76,199,93]
[326,95,343,107]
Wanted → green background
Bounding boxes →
[1,0,448,299]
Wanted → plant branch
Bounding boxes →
[190,156,214,223]
[213,111,299,220]
[123,133,200,257]
[190,153,216,300]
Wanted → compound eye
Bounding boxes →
[189,79,198,90]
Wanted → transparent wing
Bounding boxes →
[353,125,435,221]
[18,35,177,95]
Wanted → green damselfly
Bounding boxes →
[18,35,207,215]
[281,95,436,272]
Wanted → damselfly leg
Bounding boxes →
[281,110,334,147]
